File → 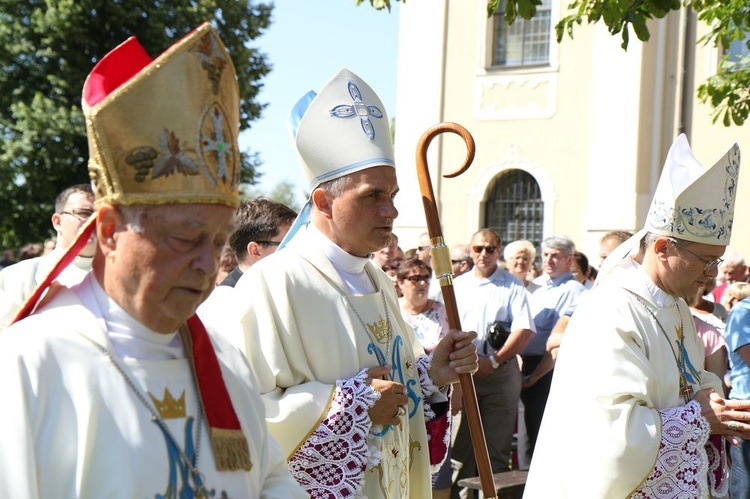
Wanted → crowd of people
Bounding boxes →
[0,19,749,499]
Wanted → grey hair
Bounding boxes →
[318,175,354,199]
[118,205,148,234]
[722,251,745,267]
[542,234,575,255]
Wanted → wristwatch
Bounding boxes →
[489,354,500,370]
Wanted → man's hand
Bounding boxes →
[694,388,750,442]
[429,329,478,387]
[475,356,495,377]
[366,365,409,426]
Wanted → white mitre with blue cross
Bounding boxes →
[646,133,740,245]
[280,68,395,248]
[289,67,395,191]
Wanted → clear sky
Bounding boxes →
[238,0,401,205]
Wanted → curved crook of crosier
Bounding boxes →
[416,122,475,181]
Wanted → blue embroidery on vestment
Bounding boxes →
[329,80,383,140]
[367,336,422,435]
[154,416,224,498]
[678,341,702,385]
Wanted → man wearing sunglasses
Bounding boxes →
[451,228,535,494]
[0,183,96,329]
[527,135,750,497]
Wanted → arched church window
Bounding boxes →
[485,169,544,257]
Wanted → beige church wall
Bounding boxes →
[393,1,750,264]
[392,0,450,250]
[688,22,750,259]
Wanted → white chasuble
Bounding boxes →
[226,230,437,498]
[525,261,726,498]
[0,280,303,499]
[0,250,91,329]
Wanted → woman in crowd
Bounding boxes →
[396,258,453,499]
[503,240,540,293]
[570,251,593,290]
[723,282,750,312]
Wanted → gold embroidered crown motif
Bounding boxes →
[149,388,187,419]
[366,316,390,343]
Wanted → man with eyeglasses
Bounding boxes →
[451,228,535,495]
[198,197,297,325]
[218,197,296,288]
[0,183,96,329]
[527,135,750,497]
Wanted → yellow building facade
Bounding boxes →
[392,0,750,264]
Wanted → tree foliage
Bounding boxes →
[357,0,749,128]
[243,179,305,212]
[0,0,272,249]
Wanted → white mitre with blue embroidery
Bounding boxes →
[646,133,740,245]
[280,68,395,248]
[289,68,395,190]
[597,134,740,285]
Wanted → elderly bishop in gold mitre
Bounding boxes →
[0,22,305,498]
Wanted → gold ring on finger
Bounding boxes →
[397,406,407,418]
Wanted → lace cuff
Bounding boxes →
[288,369,380,498]
[418,354,451,471]
[417,353,447,421]
[706,434,729,497]
[631,400,711,498]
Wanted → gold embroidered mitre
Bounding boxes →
[82,22,240,208]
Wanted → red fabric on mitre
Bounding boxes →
[83,36,152,107]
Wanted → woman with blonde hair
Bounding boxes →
[723,282,750,311]
[503,240,539,292]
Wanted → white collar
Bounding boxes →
[48,247,92,271]
[638,265,678,308]
[72,254,94,271]
[308,224,375,294]
[89,275,184,360]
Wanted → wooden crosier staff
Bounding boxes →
[416,122,496,498]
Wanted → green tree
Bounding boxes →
[0,0,272,249]
[358,0,749,127]
[243,179,305,212]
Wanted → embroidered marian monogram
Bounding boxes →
[329,80,384,140]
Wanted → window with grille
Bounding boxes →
[492,0,552,67]
[485,169,544,257]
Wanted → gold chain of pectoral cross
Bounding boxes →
[627,290,694,403]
